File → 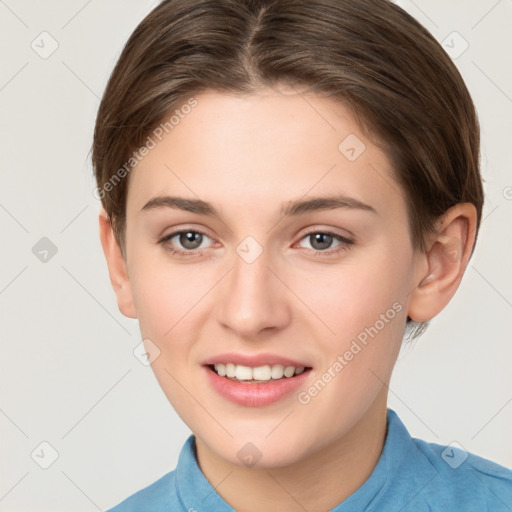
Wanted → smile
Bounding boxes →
[204,364,313,407]
[211,363,307,382]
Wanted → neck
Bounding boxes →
[194,396,389,512]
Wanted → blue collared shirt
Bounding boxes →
[107,409,512,511]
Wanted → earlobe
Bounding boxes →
[98,209,137,319]
[407,203,477,323]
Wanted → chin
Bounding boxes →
[197,425,319,470]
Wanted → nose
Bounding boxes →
[215,248,292,339]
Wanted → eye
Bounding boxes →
[297,231,353,255]
[158,229,214,256]
[158,228,353,258]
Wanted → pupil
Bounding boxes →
[312,233,332,250]
[180,232,202,249]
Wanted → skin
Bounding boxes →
[99,85,477,512]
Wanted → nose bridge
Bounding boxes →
[216,240,290,336]
[233,245,271,297]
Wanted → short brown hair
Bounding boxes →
[92,0,483,256]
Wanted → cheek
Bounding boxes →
[298,248,411,343]
[293,252,409,426]
[293,243,412,413]
[128,249,214,339]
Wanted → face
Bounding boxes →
[121,86,424,468]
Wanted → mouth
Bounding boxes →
[203,356,313,407]
[207,363,312,383]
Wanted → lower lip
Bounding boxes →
[204,366,312,407]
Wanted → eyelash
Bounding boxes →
[158,229,354,258]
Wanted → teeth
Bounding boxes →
[235,365,253,380]
[283,366,295,378]
[271,364,284,379]
[225,363,236,378]
[252,365,271,380]
[213,363,307,381]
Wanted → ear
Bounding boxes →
[407,203,478,323]
[98,209,137,319]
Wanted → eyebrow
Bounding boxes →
[140,194,377,217]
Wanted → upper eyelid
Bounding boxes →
[296,231,353,250]
[159,226,212,240]
[159,229,214,248]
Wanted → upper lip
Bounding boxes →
[203,352,311,368]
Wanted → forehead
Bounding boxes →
[126,87,406,220]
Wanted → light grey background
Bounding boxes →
[0,0,511,510]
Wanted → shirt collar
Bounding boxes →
[175,435,235,511]
[331,409,438,511]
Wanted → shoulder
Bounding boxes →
[379,411,512,511]
[413,437,512,509]
[104,434,231,512]
[105,469,179,512]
